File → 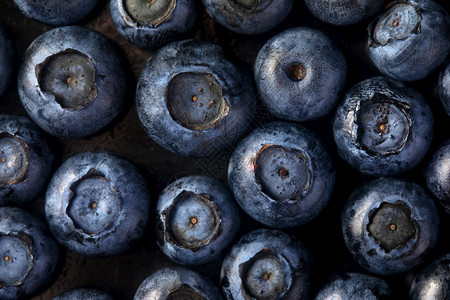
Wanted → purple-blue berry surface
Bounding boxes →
[437,62,450,117]
[0,22,13,97]
[52,288,114,300]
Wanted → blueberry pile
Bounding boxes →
[1,0,450,299]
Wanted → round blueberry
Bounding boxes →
[220,229,312,300]
[333,76,433,176]
[368,0,450,82]
[0,22,13,97]
[228,121,335,228]
[254,27,347,122]
[45,152,150,257]
[437,62,450,117]
[0,206,59,300]
[134,266,223,299]
[110,0,198,49]
[156,175,240,265]
[202,0,292,35]
[53,288,114,300]
[0,115,54,206]
[18,26,127,139]
[342,178,439,275]
[136,39,256,157]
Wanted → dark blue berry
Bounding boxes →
[0,22,13,97]
[437,62,450,117]
[52,288,114,300]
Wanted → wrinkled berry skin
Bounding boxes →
[18,26,127,139]
[45,152,150,257]
[136,39,255,157]
[134,266,223,300]
[0,206,59,300]
[437,62,450,117]
[220,229,313,300]
[110,0,198,49]
[0,115,54,206]
[315,272,391,299]
[342,178,439,275]
[13,0,98,26]
[305,0,385,26]
[0,22,13,97]
[228,121,335,228]
[202,0,292,35]
[52,288,114,300]
[333,76,433,176]
[409,253,450,300]
[254,27,347,122]
[368,0,450,82]
[156,175,240,266]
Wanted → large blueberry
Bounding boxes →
[254,27,347,122]
[228,121,335,228]
[0,115,54,206]
[342,178,439,275]
[134,266,223,299]
[136,39,256,157]
[45,152,150,257]
[0,206,59,300]
[53,288,114,300]
[437,62,450,117]
[333,76,433,176]
[220,229,313,300]
[0,22,13,97]
[156,175,240,266]
[18,26,127,139]
[368,0,450,82]
[110,0,198,49]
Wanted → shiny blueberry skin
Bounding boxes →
[0,115,54,206]
[228,121,335,228]
[305,0,385,26]
[437,62,450,117]
[202,0,292,35]
[18,26,127,139]
[110,0,198,49]
[0,206,59,300]
[13,0,99,26]
[45,152,150,257]
[254,27,347,122]
[52,288,114,300]
[136,39,256,157]
[368,0,450,82]
[0,22,13,97]
[156,175,240,266]
[409,253,450,300]
[342,178,439,275]
[220,229,313,300]
[333,76,433,176]
[134,266,223,300]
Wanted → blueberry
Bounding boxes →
[110,0,198,49]
[368,0,450,82]
[134,266,223,299]
[202,0,292,35]
[53,288,114,300]
[342,178,439,275]
[136,39,256,157]
[333,76,433,176]
[45,152,150,257]
[228,121,335,228]
[437,62,450,117]
[254,27,347,122]
[18,26,127,139]
[220,229,313,299]
[0,115,54,206]
[0,206,59,300]
[0,22,13,97]
[13,0,99,26]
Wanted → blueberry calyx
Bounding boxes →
[0,234,33,286]
[0,133,30,187]
[286,63,307,82]
[124,0,176,27]
[166,284,204,300]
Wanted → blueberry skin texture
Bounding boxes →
[409,253,450,300]
[0,115,54,206]
[156,175,240,266]
[13,0,98,26]
[368,0,450,82]
[0,22,13,97]
[342,178,440,275]
[437,62,450,117]
[333,76,433,176]
[134,266,224,300]
[202,0,292,35]
[53,288,114,300]
[254,27,347,122]
[18,26,127,139]
[110,0,198,49]
[0,206,59,300]
[220,229,313,300]
[45,152,151,257]
[305,0,385,26]
[228,121,335,228]
[136,39,256,158]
